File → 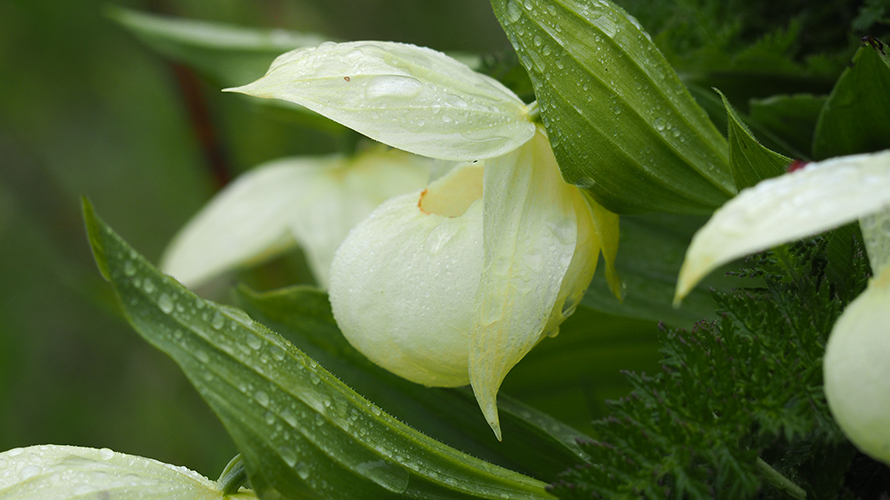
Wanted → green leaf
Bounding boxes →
[82,199,553,500]
[749,94,827,160]
[718,89,791,190]
[582,213,743,329]
[0,445,256,500]
[236,285,593,480]
[107,6,327,88]
[228,41,535,161]
[107,7,348,135]
[813,39,890,159]
[490,0,735,214]
[686,83,807,160]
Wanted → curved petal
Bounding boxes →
[161,149,430,289]
[823,266,890,466]
[227,41,535,161]
[470,129,593,440]
[329,162,485,388]
[161,156,328,288]
[676,150,890,303]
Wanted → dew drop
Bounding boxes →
[364,76,423,100]
[265,411,276,425]
[255,391,270,407]
[195,351,210,363]
[280,447,297,467]
[211,311,225,330]
[123,260,136,277]
[654,117,665,131]
[142,279,155,294]
[310,373,321,385]
[269,345,286,361]
[281,408,298,427]
[505,0,523,22]
[296,462,311,480]
[158,293,174,314]
[245,333,263,351]
[19,465,40,481]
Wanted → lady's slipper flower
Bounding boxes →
[228,40,621,439]
[161,146,431,289]
[673,149,890,465]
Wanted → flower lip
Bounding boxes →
[417,162,484,217]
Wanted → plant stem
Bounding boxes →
[756,457,806,500]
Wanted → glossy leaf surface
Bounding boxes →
[491,0,735,214]
[719,90,791,190]
[813,41,890,160]
[84,200,553,500]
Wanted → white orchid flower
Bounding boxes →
[673,149,890,465]
[228,40,621,439]
[161,146,431,289]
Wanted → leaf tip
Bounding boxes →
[82,197,111,281]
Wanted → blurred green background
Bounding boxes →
[0,0,512,476]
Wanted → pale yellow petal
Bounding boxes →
[227,41,534,161]
[160,156,332,288]
[161,149,430,289]
[469,129,592,440]
[0,445,256,499]
[676,150,890,303]
[586,193,622,300]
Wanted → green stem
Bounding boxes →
[217,454,248,495]
[756,457,806,500]
[527,100,541,123]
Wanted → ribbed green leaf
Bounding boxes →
[718,90,791,190]
[0,445,256,500]
[236,285,592,480]
[813,39,890,160]
[582,213,743,329]
[490,0,735,214]
[82,199,553,500]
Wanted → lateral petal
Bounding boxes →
[676,150,890,303]
[227,41,535,161]
[469,129,581,440]
[161,149,430,289]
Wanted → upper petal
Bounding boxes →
[675,150,890,302]
[227,41,535,161]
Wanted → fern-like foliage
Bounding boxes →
[549,237,882,499]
